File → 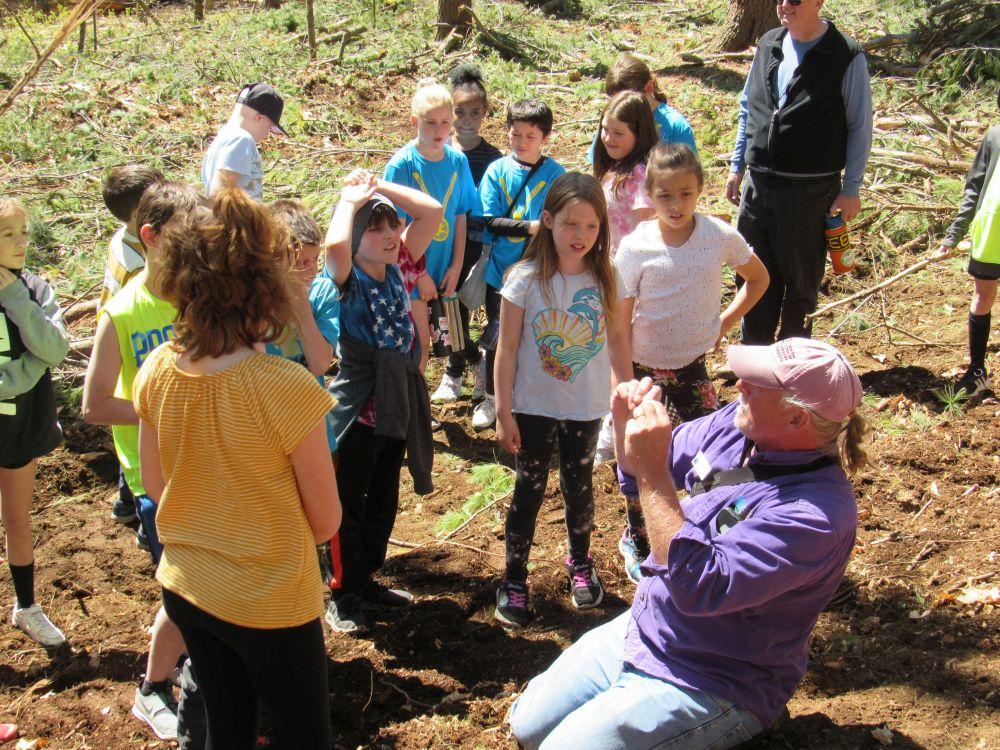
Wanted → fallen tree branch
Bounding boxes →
[806,247,962,322]
[870,148,972,172]
[0,0,103,117]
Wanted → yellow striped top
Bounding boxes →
[134,344,336,628]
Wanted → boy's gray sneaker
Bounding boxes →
[132,684,178,741]
[326,594,369,635]
[111,496,138,523]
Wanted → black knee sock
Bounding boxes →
[9,562,35,609]
[969,312,991,369]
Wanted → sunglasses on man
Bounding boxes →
[773,0,804,5]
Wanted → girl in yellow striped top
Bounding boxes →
[134,189,341,748]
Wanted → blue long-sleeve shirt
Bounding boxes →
[731,29,873,197]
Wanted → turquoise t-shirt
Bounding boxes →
[383,142,477,288]
[478,155,566,289]
[264,270,340,450]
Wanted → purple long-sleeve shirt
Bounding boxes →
[621,401,857,726]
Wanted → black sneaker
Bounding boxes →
[566,556,604,610]
[325,594,369,635]
[135,526,150,552]
[495,580,532,628]
[362,581,414,608]
[955,366,991,400]
[112,496,138,524]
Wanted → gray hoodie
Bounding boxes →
[0,271,69,465]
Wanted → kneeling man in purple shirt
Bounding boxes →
[509,338,866,750]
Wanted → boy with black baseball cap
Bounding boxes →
[201,82,288,201]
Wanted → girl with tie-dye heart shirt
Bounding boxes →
[492,173,631,629]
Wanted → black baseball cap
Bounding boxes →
[236,82,288,136]
[352,195,395,255]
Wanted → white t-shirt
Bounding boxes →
[616,214,753,370]
[201,123,263,200]
[501,262,625,421]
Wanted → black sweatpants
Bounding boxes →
[480,285,502,395]
[736,171,841,343]
[331,422,406,596]
[161,588,331,750]
[505,414,602,582]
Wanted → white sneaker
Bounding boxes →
[432,373,464,403]
[471,360,487,401]
[132,685,178,740]
[472,395,496,430]
[12,602,66,648]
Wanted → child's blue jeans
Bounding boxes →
[137,494,163,565]
[508,611,764,750]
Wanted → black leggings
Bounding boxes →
[480,285,502,396]
[161,588,331,750]
[505,413,602,582]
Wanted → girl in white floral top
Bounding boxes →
[592,91,658,256]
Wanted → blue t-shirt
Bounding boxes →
[383,142,477,287]
[479,155,566,289]
[588,101,697,162]
[264,270,341,450]
[337,264,414,353]
[201,124,263,200]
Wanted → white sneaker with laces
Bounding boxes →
[12,602,66,648]
[472,395,496,430]
[432,373,464,403]
[132,686,178,740]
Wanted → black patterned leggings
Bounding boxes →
[626,357,719,559]
[505,413,602,583]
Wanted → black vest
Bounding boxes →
[744,22,862,176]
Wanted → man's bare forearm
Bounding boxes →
[639,472,686,564]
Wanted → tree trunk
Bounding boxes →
[263,0,281,8]
[306,0,316,59]
[194,0,204,21]
[436,0,471,41]
[710,0,779,53]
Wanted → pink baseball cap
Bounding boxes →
[727,338,863,423]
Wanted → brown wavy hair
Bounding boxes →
[159,188,292,360]
[517,172,616,320]
[593,91,658,199]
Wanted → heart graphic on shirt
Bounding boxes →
[531,287,606,382]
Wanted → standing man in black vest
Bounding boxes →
[725,0,872,343]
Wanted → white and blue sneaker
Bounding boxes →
[618,531,644,585]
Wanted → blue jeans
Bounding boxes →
[509,612,764,750]
[137,494,163,565]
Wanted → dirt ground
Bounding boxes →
[2,261,999,749]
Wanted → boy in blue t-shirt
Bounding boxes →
[384,81,477,373]
[472,99,566,430]
[265,199,340,450]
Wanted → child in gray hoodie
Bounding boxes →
[0,198,69,648]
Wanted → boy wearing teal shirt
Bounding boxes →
[265,199,340,450]
[472,99,566,430]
